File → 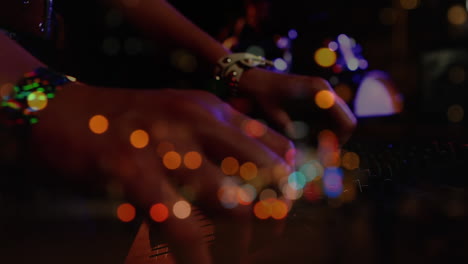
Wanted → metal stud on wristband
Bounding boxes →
[214,53,274,88]
[1,67,76,126]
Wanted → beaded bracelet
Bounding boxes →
[1,67,76,126]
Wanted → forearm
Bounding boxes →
[108,0,230,65]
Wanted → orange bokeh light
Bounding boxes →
[242,119,267,138]
[271,199,288,220]
[130,129,149,149]
[183,151,202,170]
[253,200,272,220]
[89,115,109,134]
[221,156,239,175]
[341,152,360,170]
[117,203,136,222]
[315,90,335,109]
[150,203,169,223]
[163,151,182,170]
[240,162,258,181]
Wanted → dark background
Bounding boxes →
[54,0,468,118]
[3,1,468,263]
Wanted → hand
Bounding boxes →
[239,68,357,144]
[29,83,295,264]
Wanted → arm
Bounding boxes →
[1,33,294,264]
[108,0,230,65]
[106,0,356,141]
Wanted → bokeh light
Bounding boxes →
[282,182,303,200]
[359,59,369,70]
[237,184,257,205]
[271,199,288,220]
[221,156,239,175]
[272,163,292,183]
[288,171,307,190]
[448,5,468,25]
[285,148,296,167]
[288,29,298,39]
[242,119,267,138]
[173,200,191,219]
[347,58,359,71]
[254,200,272,220]
[240,162,258,181]
[323,167,344,198]
[314,48,337,67]
[299,161,322,182]
[163,151,182,170]
[328,41,339,51]
[315,90,336,109]
[447,104,464,123]
[116,203,136,222]
[341,152,360,170]
[274,58,288,71]
[321,151,341,168]
[27,91,48,111]
[218,178,239,209]
[89,115,109,134]
[130,129,149,149]
[318,129,339,150]
[246,45,265,57]
[150,203,169,223]
[304,181,322,202]
[276,37,289,49]
[183,151,202,170]
[259,188,277,201]
[156,141,175,157]
[400,0,420,10]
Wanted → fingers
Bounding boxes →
[163,154,254,264]
[129,148,213,264]
[304,77,357,143]
[199,120,292,189]
[225,107,295,163]
[281,76,357,144]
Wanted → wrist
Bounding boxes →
[1,67,77,126]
